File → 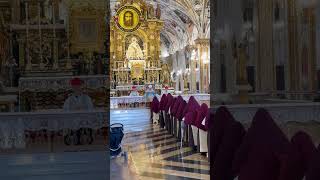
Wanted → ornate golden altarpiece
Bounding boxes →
[5,0,108,110]
[110,0,163,90]
[9,0,106,76]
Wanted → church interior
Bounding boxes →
[109,0,210,99]
[110,0,320,179]
[0,0,320,179]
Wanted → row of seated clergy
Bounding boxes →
[210,107,320,180]
[150,96,160,124]
[164,93,173,132]
[152,97,320,180]
[151,95,212,154]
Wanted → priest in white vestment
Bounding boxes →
[63,77,94,145]
[129,85,139,96]
[63,78,94,111]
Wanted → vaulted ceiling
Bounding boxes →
[110,0,210,57]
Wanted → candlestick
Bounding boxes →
[25,1,32,71]
[39,2,45,70]
[65,4,72,69]
[52,1,58,69]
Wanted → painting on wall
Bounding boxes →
[69,2,106,54]
[78,19,97,43]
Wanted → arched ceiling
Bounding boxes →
[110,0,210,57]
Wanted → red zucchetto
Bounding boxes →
[70,77,83,86]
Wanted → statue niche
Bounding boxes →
[126,37,144,60]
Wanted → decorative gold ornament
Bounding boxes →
[115,5,142,32]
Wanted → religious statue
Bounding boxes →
[124,11,134,26]
[147,4,155,19]
[5,57,18,87]
[156,4,161,19]
[42,42,51,65]
[236,43,248,84]
[124,58,129,68]
[141,3,148,19]
[126,37,144,60]
[161,64,170,85]
[95,54,103,74]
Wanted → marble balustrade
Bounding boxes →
[110,94,211,109]
[0,110,107,149]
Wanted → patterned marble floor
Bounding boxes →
[111,108,210,180]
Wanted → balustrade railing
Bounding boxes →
[0,110,107,151]
[110,94,210,109]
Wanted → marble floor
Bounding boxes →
[111,108,210,180]
[0,151,108,180]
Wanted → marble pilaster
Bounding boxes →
[255,0,276,92]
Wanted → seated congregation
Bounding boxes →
[150,94,320,180]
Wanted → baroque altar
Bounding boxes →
[110,0,164,92]
[0,0,108,111]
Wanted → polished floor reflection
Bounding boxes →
[0,151,108,180]
[111,109,210,180]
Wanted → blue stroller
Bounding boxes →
[110,123,127,159]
